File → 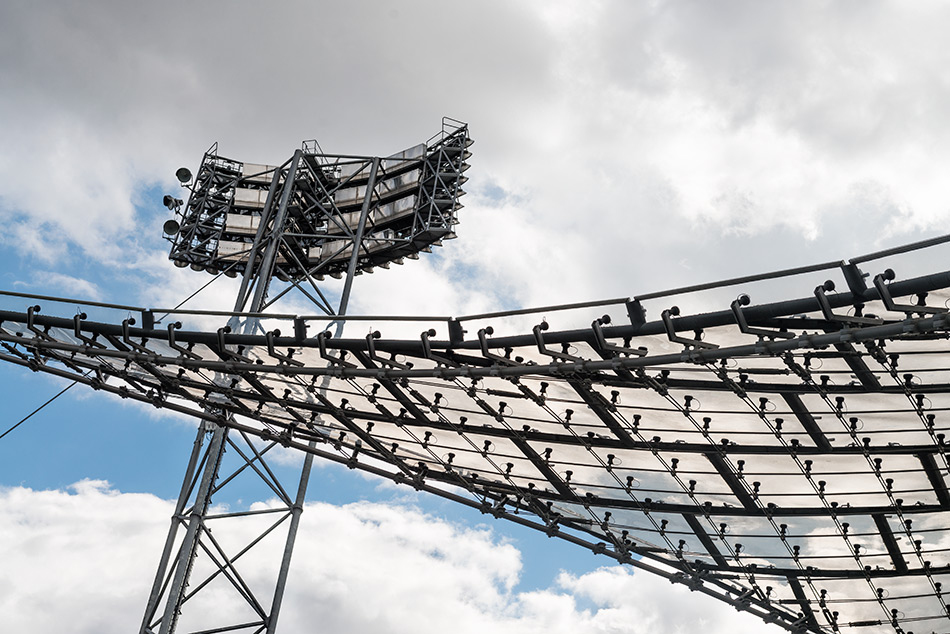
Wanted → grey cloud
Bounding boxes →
[4,0,948,321]
[0,0,560,258]
[596,0,950,154]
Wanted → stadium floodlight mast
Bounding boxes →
[138,117,473,634]
[3,118,950,634]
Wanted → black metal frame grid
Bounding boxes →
[165,118,470,313]
[4,246,950,633]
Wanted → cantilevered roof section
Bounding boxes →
[4,234,950,633]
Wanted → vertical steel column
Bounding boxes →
[264,158,377,632]
[143,153,304,634]
[139,421,210,634]
[157,424,228,634]
[264,442,317,633]
[248,150,304,315]
[338,158,380,314]
[232,165,286,313]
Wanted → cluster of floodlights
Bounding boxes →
[161,119,471,282]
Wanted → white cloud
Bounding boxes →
[0,481,169,633]
[0,481,783,634]
[16,271,104,301]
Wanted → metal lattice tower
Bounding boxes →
[142,117,471,633]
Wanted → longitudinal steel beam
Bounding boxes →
[682,513,728,567]
[705,452,757,510]
[872,514,908,574]
[918,452,950,506]
[782,393,833,451]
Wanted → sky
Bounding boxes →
[3,1,950,632]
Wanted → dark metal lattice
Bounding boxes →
[165,118,470,285]
[4,240,950,633]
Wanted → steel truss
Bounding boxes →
[137,416,315,633]
[5,234,950,633]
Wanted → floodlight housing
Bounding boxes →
[165,118,471,281]
[162,219,180,236]
[162,195,182,210]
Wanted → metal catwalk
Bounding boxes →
[4,234,950,633]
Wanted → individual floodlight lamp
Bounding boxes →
[162,219,180,236]
[162,194,182,211]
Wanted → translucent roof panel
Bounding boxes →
[4,245,950,633]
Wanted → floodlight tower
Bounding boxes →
[141,118,472,634]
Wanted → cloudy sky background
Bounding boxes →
[3,1,950,632]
